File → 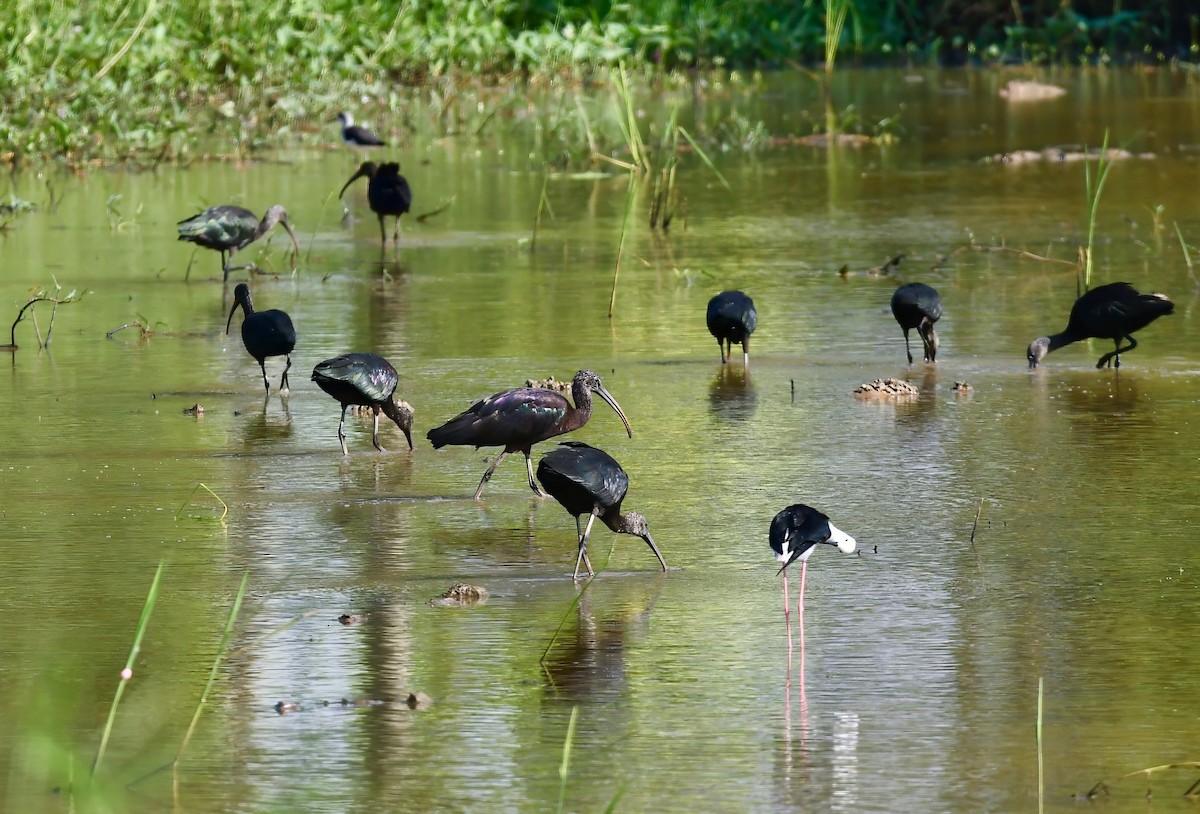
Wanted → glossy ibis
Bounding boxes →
[339,161,413,246]
[177,204,300,280]
[311,353,413,454]
[334,112,385,147]
[427,370,632,500]
[706,290,758,366]
[770,504,856,622]
[891,282,942,363]
[1027,281,1174,369]
[226,283,296,395]
[537,442,667,579]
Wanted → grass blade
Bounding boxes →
[677,126,731,191]
[175,572,250,765]
[556,706,580,814]
[608,173,637,319]
[93,560,166,775]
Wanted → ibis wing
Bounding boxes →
[176,205,257,248]
[427,387,569,449]
[538,442,629,511]
[312,354,398,403]
[372,164,413,215]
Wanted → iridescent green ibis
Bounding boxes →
[226,283,295,395]
[177,204,300,279]
[427,370,632,501]
[334,112,385,147]
[537,442,666,579]
[1027,281,1174,369]
[311,353,413,454]
[706,290,757,366]
[890,282,943,364]
[339,161,413,246]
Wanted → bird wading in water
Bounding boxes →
[427,370,633,500]
[311,353,413,454]
[537,442,667,579]
[1027,282,1173,369]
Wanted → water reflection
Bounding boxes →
[708,364,758,423]
[541,578,665,704]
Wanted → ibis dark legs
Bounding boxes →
[370,409,388,452]
[573,513,599,580]
[336,405,350,455]
[471,449,546,500]
[1097,334,1137,368]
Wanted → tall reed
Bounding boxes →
[1082,130,1114,291]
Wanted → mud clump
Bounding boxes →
[853,378,919,400]
[430,582,489,607]
[526,376,572,394]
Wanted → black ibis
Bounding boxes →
[311,353,413,454]
[177,204,300,280]
[770,504,856,622]
[1027,282,1174,369]
[334,112,385,147]
[339,161,413,246]
[536,442,667,579]
[891,282,943,363]
[427,370,632,500]
[706,290,758,366]
[226,283,296,395]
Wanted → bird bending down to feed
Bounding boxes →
[891,282,942,363]
[339,161,413,246]
[427,370,633,501]
[311,353,413,454]
[334,112,385,147]
[177,204,300,280]
[1027,282,1174,369]
[226,283,296,395]
[770,504,857,622]
[706,290,757,366]
[537,442,667,579]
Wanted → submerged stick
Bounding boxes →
[93,560,166,775]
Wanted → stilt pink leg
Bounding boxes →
[783,568,793,663]
[798,559,807,624]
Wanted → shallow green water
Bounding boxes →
[3,68,1200,812]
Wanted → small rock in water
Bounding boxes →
[953,380,974,395]
[998,79,1066,102]
[338,613,368,625]
[182,403,205,416]
[406,691,433,710]
[853,378,919,400]
[526,376,572,394]
[274,701,300,715]
[430,582,489,607]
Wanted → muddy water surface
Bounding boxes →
[3,68,1200,813]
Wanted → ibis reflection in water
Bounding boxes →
[427,370,632,500]
[334,112,385,147]
[226,283,296,395]
[890,282,942,364]
[770,504,856,624]
[706,290,757,366]
[1027,281,1174,369]
[177,204,300,279]
[339,161,413,247]
[537,442,667,579]
[311,353,413,454]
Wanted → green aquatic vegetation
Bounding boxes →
[4,279,85,350]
